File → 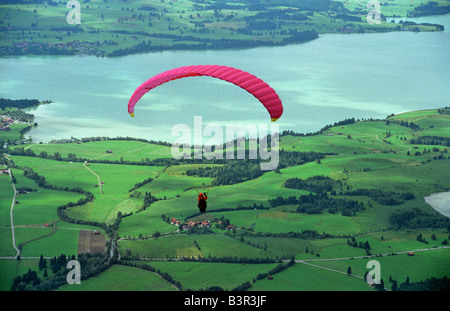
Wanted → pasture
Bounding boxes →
[1,108,449,291]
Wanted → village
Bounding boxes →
[0,117,13,132]
[170,217,236,232]
[0,40,105,56]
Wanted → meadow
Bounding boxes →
[1,108,449,291]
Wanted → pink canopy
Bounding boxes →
[128,65,283,121]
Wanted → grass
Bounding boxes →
[134,260,279,291]
[17,140,173,162]
[1,107,449,291]
[249,261,372,291]
[57,264,178,291]
[119,233,270,259]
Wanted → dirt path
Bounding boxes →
[83,161,103,194]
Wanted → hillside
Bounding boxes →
[1,107,449,291]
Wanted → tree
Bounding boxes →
[392,279,398,291]
[347,266,352,275]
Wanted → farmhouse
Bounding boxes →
[171,218,181,226]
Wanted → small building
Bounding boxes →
[94,230,101,235]
[407,252,414,256]
[170,218,181,226]
[106,150,113,153]
[43,224,49,227]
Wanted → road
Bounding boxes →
[7,169,20,258]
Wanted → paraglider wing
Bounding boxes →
[128,65,283,121]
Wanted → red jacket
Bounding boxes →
[198,193,207,202]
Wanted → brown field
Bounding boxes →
[78,230,106,255]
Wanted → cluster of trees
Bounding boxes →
[343,188,415,206]
[185,150,325,186]
[410,136,450,147]
[186,159,261,185]
[389,208,450,229]
[129,177,153,192]
[11,253,111,291]
[408,1,450,17]
[284,175,343,193]
[255,259,295,281]
[281,117,356,137]
[269,192,364,216]
[347,237,371,255]
[178,255,277,264]
[237,229,329,239]
[391,119,421,131]
[397,276,450,291]
[0,98,41,110]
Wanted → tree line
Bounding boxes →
[281,117,356,137]
[389,207,450,229]
[185,150,326,186]
[343,188,415,206]
[410,136,450,147]
[284,175,343,193]
[0,97,41,110]
[269,192,365,216]
[11,253,111,291]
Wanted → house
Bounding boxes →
[0,169,8,174]
[200,221,211,228]
[170,218,181,226]
[407,252,414,256]
[106,150,113,153]
[94,230,101,235]
[43,224,49,227]
[226,225,235,231]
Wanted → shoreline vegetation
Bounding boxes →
[0,0,447,57]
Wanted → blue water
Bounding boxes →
[0,15,448,143]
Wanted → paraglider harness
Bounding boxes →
[197,189,208,213]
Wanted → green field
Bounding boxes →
[1,107,449,292]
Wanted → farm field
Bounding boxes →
[1,107,449,292]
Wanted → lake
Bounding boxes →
[425,191,450,218]
[0,15,449,144]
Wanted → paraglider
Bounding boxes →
[197,192,208,213]
[127,65,283,122]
